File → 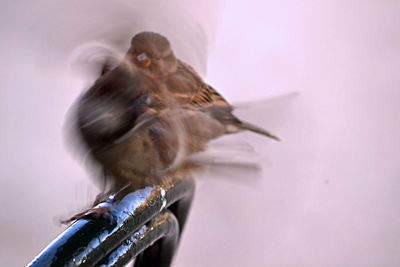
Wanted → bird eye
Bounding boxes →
[137,53,152,67]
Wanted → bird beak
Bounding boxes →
[137,53,152,67]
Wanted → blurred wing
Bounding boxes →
[233,92,300,130]
[188,135,263,183]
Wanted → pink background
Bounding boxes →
[1,0,400,266]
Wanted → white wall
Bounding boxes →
[1,0,399,266]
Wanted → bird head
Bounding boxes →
[127,32,177,77]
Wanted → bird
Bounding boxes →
[126,31,280,140]
[67,31,279,222]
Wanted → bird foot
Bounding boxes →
[61,205,113,225]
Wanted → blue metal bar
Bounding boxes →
[99,210,179,267]
[27,175,195,267]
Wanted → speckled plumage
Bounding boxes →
[76,31,278,197]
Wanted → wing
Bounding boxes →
[178,61,280,141]
[176,60,231,108]
[190,83,231,107]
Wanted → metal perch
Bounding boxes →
[28,175,195,267]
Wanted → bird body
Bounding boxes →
[75,31,278,195]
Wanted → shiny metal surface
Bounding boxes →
[28,175,195,267]
[100,210,179,267]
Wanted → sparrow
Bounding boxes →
[68,31,279,221]
[126,32,280,139]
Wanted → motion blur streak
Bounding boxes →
[3,0,220,76]
[1,0,400,267]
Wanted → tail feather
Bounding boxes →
[238,121,280,141]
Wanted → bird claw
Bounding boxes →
[61,205,113,225]
[83,206,113,220]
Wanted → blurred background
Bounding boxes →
[1,0,400,266]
